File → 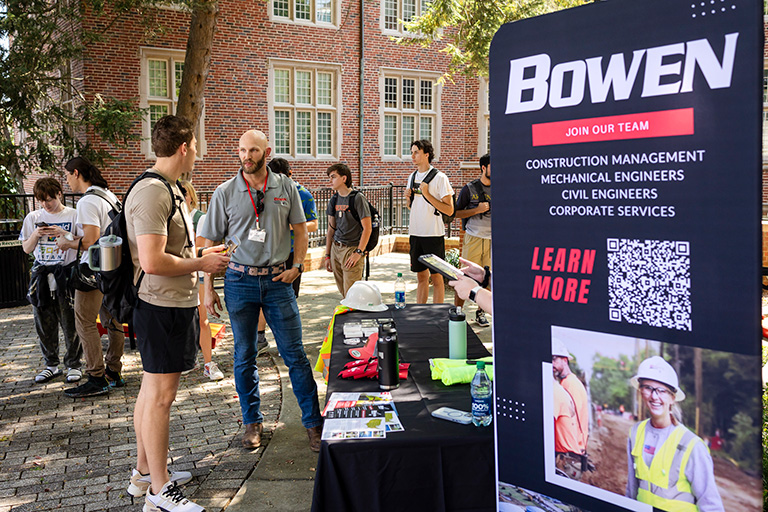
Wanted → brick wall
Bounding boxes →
[43,0,483,198]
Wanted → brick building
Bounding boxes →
[29,0,489,199]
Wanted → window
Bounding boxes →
[382,0,430,35]
[478,77,490,156]
[269,59,341,159]
[271,0,337,26]
[139,47,206,158]
[380,69,441,160]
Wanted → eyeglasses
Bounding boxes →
[639,384,673,399]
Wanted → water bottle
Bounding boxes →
[378,323,400,390]
[470,361,492,427]
[394,272,406,309]
[448,306,467,359]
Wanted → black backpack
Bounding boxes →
[460,178,489,231]
[96,171,179,325]
[329,190,380,253]
[408,168,456,224]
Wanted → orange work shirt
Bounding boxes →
[561,373,589,450]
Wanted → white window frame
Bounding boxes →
[379,67,441,162]
[139,47,206,159]
[381,0,430,36]
[268,58,342,160]
[269,0,339,28]
[478,77,490,157]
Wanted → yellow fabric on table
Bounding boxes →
[314,305,354,383]
[429,357,494,386]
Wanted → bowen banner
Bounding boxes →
[489,1,762,511]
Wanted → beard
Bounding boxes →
[242,154,266,174]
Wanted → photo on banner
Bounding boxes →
[488,0,763,510]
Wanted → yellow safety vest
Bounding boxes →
[629,420,703,512]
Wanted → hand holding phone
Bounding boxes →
[35,222,49,228]
[417,254,464,282]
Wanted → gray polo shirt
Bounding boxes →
[198,169,306,267]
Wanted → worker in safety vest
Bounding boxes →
[626,356,724,512]
[552,338,589,451]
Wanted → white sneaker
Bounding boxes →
[144,481,203,512]
[203,362,224,381]
[127,468,193,497]
[66,368,82,383]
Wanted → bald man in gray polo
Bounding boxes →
[198,129,322,452]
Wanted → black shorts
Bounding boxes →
[410,235,445,273]
[134,299,199,374]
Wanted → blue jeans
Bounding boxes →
[224,268,322,428]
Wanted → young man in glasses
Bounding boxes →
[124,115,230,511]
[198,129,323,453]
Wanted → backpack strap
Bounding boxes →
[86,188,122,214]
[420,168,442,216]
[346,191,361,224]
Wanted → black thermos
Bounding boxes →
[378,323,400,390]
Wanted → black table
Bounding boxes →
[311,304,495,512]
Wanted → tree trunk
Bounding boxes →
[176,0,218,131]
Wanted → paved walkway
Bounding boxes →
[0,253,492,511]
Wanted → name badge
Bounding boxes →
[249,228,267,243]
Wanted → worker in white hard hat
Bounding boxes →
[626,356,724,512]
[552,338,589,450]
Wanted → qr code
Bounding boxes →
[607,238,691,331]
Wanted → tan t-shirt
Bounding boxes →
[125,175,197,308]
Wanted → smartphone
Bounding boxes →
[225,235,240,255]
[35,222,49,228]
[418,254,465,282]
[431,407,472,425]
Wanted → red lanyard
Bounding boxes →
[244,171,268,225]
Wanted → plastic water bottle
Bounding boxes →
[470,361,492,427]
[394,272,406,309]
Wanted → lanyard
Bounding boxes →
[244,171,268,226]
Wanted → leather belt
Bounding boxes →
[228,261,287,276]
[332,240,355,247]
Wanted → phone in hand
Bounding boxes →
[35,222,49,228]
[418,254,465,282]
[224,235,240,255]
[431,407,472,425]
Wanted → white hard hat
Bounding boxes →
[551,337,571,359]
[340,281,388,312]
[630,356,685,402]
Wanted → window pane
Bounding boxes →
[316,0,332,23]
[317,73,332,105]
[420,80,433,110]
[274,0,289,17]
[174,61,184,100]
[148,60,168,98]
[318,112,332,155]
[402,116,415,157]
[419,116,432,141]
[384,115,397,156]
[295,0,310,20]
[384,0,398,30]
[296,71,311,104]
[384,78,398,109]
[296,111,311,154]
[149,104,169,131]
[275,111,291,154]
[402,79,415,109]
[403,0,415,23]
[275,69,290,103]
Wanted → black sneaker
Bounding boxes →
[64,376,109,398]
[105,367,126,388]
[475,310,490,327]
[257,339,269,357]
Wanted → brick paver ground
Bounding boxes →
[0,288,279,512]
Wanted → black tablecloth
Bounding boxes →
[311,304,495,512]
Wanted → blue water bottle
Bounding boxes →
[470,361,492,427]
[394,272,406,309]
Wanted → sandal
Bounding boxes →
[35,367,63,383]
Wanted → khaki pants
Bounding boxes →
[330,244,365,298]
[74,288,125,378]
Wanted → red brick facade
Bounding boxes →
[28,1,485,197]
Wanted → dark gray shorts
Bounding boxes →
[409,235,445,273]
[134,300,199,374]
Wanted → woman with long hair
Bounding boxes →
[626,356,723,512]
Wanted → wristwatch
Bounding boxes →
[292,262,304,273]
[353,248,364,255]
[468,285,483,303]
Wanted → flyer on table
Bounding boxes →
[489,0,762,510]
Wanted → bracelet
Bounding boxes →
[468,285,483,303]
[481,266,491,288]
[197,248,204,258]
[325,254,331,259]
